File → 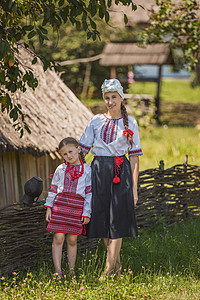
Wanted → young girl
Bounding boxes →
[79,78,142,279]
[44,137,92,276]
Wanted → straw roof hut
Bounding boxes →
[0,45,93,208]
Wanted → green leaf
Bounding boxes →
[124,13,128,24]
[87,31,92,39]
[32,57,37,64]
[25,124,31,134]
[107,0,112,8]
[105,11,109,23]
[38,25,48,35]
[20,128,24,138]
[23,25,34,32]
[89,18,96,29]
[28,30,36,39]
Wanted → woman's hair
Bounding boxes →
[58,137,85,163]
[121,102,133,148]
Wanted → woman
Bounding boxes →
[79,78,143,278]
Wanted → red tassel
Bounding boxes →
[113,175,120,184]
[49,173,54,178]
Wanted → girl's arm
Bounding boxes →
[129,156,139,206]
[44,166,60,208]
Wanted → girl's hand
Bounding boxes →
[46,207,52,222]
[81,217,90,225]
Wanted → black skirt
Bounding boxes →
[86,156,138,239]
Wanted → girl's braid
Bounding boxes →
[79,149,86,163]
[121,102,133,148]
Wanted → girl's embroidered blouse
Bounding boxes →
[44,163,92,218]
[79,114,143,157]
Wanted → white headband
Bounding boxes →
[101,79,124,99]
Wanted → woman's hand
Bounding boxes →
[130,156,139,207]
[81,217,90,225]
[45,207,52,222]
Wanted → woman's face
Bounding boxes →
[59,144,80,165]
[104,91,123,115]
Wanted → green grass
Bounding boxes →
[1,217,200,299]
[128,80,200,104]
[139,126,200,170]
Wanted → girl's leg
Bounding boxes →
[66,234,78,271]
[101,238,122,278]
[52,233,65,273]
[103,238,121,275]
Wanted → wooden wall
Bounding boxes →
[0,152,61,208]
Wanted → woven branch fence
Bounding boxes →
[0,162,200,275]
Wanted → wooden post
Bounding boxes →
[110,66,116,78]
[155,65,162,124]
[81,63,92,102]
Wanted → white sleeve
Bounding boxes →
[44,167,61,208]
[128,118,143,157]
[79,118,95,154]
[82,165,92,218]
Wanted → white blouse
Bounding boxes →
[79,114,143,157]
[44,163,92,218]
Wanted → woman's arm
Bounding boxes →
[129,156,139,206]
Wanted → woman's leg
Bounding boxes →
[66,234,78,271]
[101,238,122,277]
[103,238,121,275]
[52,233,65,273]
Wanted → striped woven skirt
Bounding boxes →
[46,192,85,235]
[86,156,138,239]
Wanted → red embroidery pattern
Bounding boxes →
[79,143,90,154]
[63,165,79,193]
[100,119,118,144]
[46,192,84,235]
[49,184,58,193]
[85,185,92,194]
[129,149,143,157]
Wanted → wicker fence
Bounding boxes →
[0,161,200,275]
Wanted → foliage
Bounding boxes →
[0,217,200,299]
[0,0,136,136]
[33,22,111,96]
[140,0,200,72]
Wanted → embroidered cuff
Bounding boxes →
[129,149,143,157]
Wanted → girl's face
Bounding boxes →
[59,144,80,165]
[104,91,123,115]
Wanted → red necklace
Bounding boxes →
[66,159,84,180]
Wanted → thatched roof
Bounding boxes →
[109,0,200,28]
[109,0,156,27]
[100,42,174,66]
[0,46,93,156]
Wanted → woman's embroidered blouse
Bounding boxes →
[44,163,92,218]
[79,114,143,157]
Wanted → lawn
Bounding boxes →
[139,125,200,170]
[1,217,200,299]
[128,79,200,104]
